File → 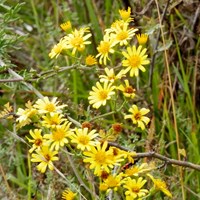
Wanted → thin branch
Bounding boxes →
[0,78,24,83]
[108,142,200,171]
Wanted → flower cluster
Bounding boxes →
[14,7,173,200]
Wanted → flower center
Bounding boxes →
[95,151,106,164]
[98,90,108,100]
[132,186,140,193]
[52,128,65,141]
[35,139,42,146]
[71,37,83,48]
[128,55,141,68]
[79,135,89,145]
[124,86,135,94]
[44,154,51,161]
[116,31,128,41]
[45,103,56,112]
[134,112,142,120]
[98,42,110,54]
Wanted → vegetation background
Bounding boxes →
[0,0,199,199]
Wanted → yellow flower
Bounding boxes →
[62,188,77,200]
[88,81,115,109]
[70,128,99,151]
[147,174,172,198]
[42,113,66,128]
[26,129,46,153]
[0,102,13,119]
[60,21,72,32]
[119,7,132,21]
[44,122,72,151]
[99,68,125,83]
[63,27,92,55]
[83,141,115,175]
[136,34,148,45]
[34,97,67,114]
[117,79,136,98]
[122,45,150,77]
[123,177,148,199]
[49,39,68,59]
[99,173,123,192]
[16,101,37,128]
[85,55,97,66]
[31,146,58,173]
[124,163,152,177]
[96,34,116,65]
[124,105,150,130]
[106,21,138,46]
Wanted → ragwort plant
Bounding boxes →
[2,7,175,200]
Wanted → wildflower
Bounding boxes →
[83,141,115,175]
[0,102,13,119]
[107,21,138,46]
[44,122,72,151]
[70,128,99,151]
[60,21,72,32]
[96,34,116,65]
[123,177,148,199]
[99,173,123,192]
[82,121,93,131]
[99,68,125,83]
[85,55,97,66]
[16,101,37,128]
[88,81,115,109]
[63,27,92,55]
[31,146,58,173]
[112,123,123,133]
[119,7,132,21]
[34,97,67,114]
[124,105,150,130]
[117,79,136,98]
[124,163,151,177]
[62,188,77,200]
[42,113,66,128]
[27,129,46,153]
[147,174,172,198]
[122,45,150,77]
[49,39,68,59]
[136,33,148,45]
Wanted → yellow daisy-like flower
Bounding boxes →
[96,34,116,65]
[60,21,72,32]
[99,173,123,192]
[124,105,150,130]
[63,27,92,55]
[147,174,172,198]
[124,163,152,177]
[99,68,125,83]
[119,7,132,21]
[31,146,58,173]
[70,128,99,151]
[62,188,77,200]
[136,34,148,45]
[123,177,148,200]
[117,79,136,98]
[49,39,68,59]
[42,113,66,128]
[34,97,67,114]
[107,22,138,46]
[85,55,97,66]
[88,81,115,109]
[16,101,37,128]
[26,129,46,153]
[83,141,115,175]
[122,45,150,77]
[44,122,72,151]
